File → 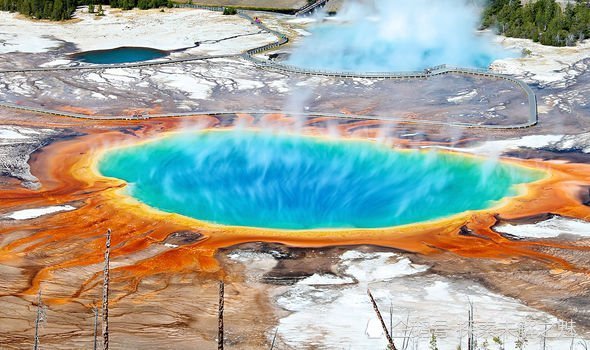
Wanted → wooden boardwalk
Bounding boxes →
[0,4,537,129]
[294,0,331,16]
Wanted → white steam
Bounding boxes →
[288,0,515,72]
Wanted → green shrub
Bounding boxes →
[223,7,237,15]
[96,4,105,16]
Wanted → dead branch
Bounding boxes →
[102,229,111,350]
[33,289,45,350]
[218,280,224,350]
[367,289,397,350]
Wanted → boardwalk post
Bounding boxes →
[218,280,224,350]
[367,289,397,350]
[102,229,111,350]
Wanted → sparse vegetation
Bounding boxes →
[492,336,505,350]
[429,331,439,350]
[515,324,528,350]
[521,48,532,56]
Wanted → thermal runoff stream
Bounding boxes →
[98,130,542,230]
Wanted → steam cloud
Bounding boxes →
[288,0,515,72]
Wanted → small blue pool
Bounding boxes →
[72,47,168,64]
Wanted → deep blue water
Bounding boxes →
[98,130,542,230]
[73,47,168,64]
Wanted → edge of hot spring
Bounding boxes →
[85,128,549,232]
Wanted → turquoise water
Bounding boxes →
[73,47,168,64]
[98,131,542,230]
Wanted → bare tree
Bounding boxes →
[218,280,224,350]
[367,289,397,350]
[401,313,412,350]
[389,301,393,340]
[102,229,111,350]
[92,305,99,350]
[467,300,474,350]
[269,327,279,350]
[33,289,46,350]
[542,323,547,350]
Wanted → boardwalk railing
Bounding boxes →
[175,3,224,11]
[241,58,538,128]
[0,101,534,129]
[0,4,538,129]
[294,0,331,16]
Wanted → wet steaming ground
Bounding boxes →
[0,57,530,126]
[532,58,590,131]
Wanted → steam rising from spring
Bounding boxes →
[98,130,541,230]
[288,0,515,72]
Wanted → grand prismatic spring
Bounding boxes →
[98,130,542,229]
[1,0,590,349]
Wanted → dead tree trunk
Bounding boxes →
[542,324,548,350]
[467,300,474,350]
[389,301,393,339]
[102,229,111,350]
[401,314,410,350]
[93,306,98,350]
[367,289,397,350]
[218,280,224,350]
[33,289,44,350]
[269,327,279,350]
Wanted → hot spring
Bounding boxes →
[73,47,168,64]
[287,0,516,72]
[97,130,542,230]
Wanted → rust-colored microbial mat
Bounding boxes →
[1,114,590,307]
